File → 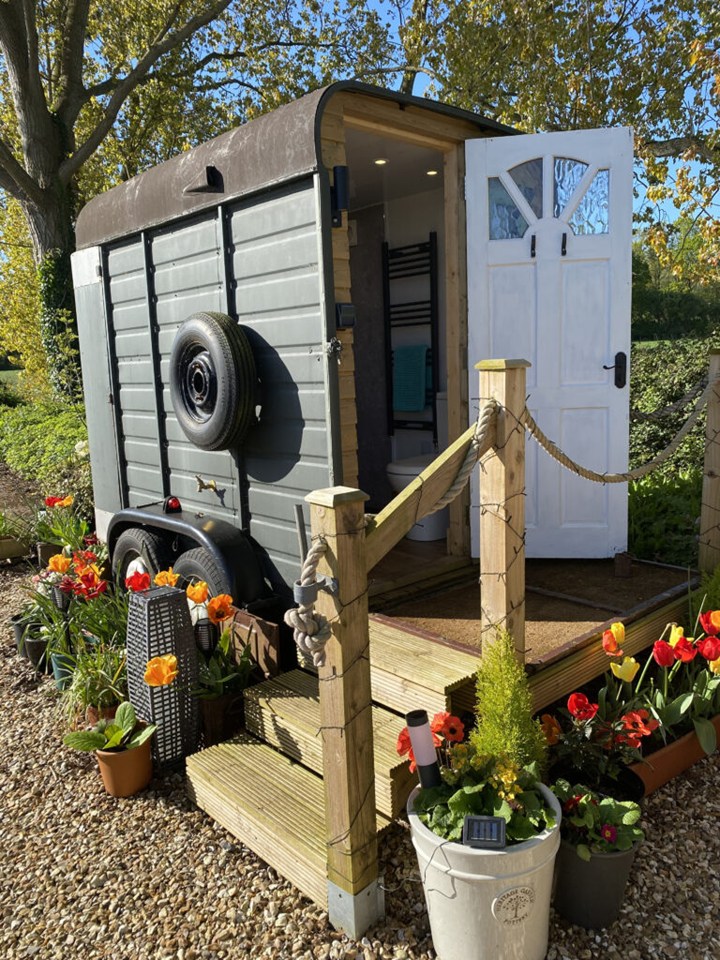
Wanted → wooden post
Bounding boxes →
[305,486,380,937]
[699,351,720,573]
[477,360,529,659]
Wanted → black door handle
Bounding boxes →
[561,232,567,256]
[603,351,627,388]
[530,234,536,258]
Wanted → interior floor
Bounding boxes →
[368,540,694,667]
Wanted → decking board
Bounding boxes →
[244,670,415,817]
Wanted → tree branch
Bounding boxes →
[59,0,232,183]
[0,135,44,203]
[642,134,720,164]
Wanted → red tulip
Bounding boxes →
[673,637,697,663]
[697,636,720,661]
[567,692,599,721]
[653,640,675,668]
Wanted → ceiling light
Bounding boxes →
[426,169,439,176]
[374,158,388,166]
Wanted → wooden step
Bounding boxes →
[186,734,391,910]
[243,670,415,818]
[368,615,479,716]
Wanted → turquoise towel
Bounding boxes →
[393,345,429,412]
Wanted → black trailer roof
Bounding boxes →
[74,81,512,249]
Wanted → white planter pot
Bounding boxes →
[407,783,561,960]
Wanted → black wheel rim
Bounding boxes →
[180,345,217,423]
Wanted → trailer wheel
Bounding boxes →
[112,528,171,584]
[170,311,256,451]
[173,548,233,596]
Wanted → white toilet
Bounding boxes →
[386,392,449,542]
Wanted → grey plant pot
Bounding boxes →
[553,839,640,929]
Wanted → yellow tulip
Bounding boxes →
[710,657,720,675]
[154,568,179,587]
[186,581,209,604]
[668,623,693,647]
[144,654,179,687]
[609,622,625,644]
[48,554,71,574]
[610,656,640,682]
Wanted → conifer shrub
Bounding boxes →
[470,630,547,771]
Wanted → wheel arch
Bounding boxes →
[107,505,267,604]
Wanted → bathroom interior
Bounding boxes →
[344,127,452,551]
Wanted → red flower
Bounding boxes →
[621,709,659,739]
[602,627,624,658]
[396,727,417,772]
[600,824,618,844]
[431,711,465,743]
[653,640,675,668]
[83,532,100,546]
[673,637,697,663]
[125,570,151,592]
[697,636,720,661]
[563,795,582,814]
[699,610,720,636]
[44,495,63,507]
[567,692,599,721]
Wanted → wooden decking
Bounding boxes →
[187,538,695,918]
[186,610,481,905]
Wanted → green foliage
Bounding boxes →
[689,565,720,626]
[194,628,253,700]
[38,252,82,402]
[63,701,155,752]
[470,630,547,771]
[628,469,701,567]
[0,401,92,519]
[62,644,128,717]
[551,779,644,860]
[627,338,714,565]
[413,754,555,845]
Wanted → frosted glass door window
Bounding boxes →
[569,169,610,234]
[488,178,529,239]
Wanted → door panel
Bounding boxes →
[467,127,633,558]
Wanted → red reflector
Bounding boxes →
[164,496,182,512]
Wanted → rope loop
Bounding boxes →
[284,536,332,668]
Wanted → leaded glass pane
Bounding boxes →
[509,159,543,219]
[488,178,529,239]
[553,158,589,217]
[569,169,610,235]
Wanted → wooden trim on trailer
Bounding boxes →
[338,92,482,150]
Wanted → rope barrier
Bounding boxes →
[630,376,707,422]
[426,399,498,515]
[522,376,718,484]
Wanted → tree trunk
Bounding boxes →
[23,181,82,401]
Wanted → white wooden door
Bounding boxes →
[466,128,633,558]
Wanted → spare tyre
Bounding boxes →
[170,311,256,451]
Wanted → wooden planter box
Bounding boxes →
[0,535,29,561]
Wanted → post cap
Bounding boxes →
[305,486,370,507]
[475,359,531,370]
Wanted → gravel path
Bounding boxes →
[1,558,719,960]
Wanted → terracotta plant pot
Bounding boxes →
[629,715,720,796]
[553,839,640,928]
[85,704,119,726]
[95,738,153,798]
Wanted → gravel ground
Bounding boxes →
[2,558,720,960]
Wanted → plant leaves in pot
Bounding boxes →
[63,701,155,797]
[550,778,644,929]
[401,630,561,960]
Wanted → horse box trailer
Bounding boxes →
[71,81,632,608]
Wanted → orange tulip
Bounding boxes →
[207,594,234,624]
[186,581,209,604]
[144,654,179,687]
[59,495,74,507]
[154,568,179,587]
[48,554,72,574]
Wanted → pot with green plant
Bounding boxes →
[62,643,127,727]
[401,630,560,960]
[194,627,253,745]
[0,509,30,560]
[551,779,644,929]
[63,701,155,797]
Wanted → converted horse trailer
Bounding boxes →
[71,81,632,605]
